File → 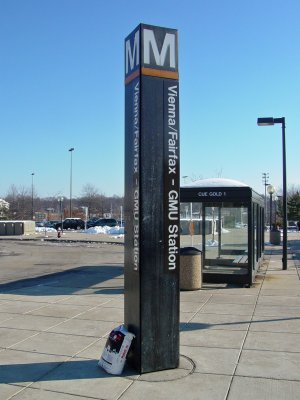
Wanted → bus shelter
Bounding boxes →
[180,178,264,286]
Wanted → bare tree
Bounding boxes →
[5,185,31,219]
[3,183,124,222]
[80,184,102,218]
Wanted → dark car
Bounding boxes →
[35,221,45,228]
[287,221,297,232]
[86,217,100,228]
[89,218,117,228]
[54,218,85,231]
[45,220,60,228]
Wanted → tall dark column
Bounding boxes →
[124,24,180,373]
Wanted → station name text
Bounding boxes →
[167,85,179,271]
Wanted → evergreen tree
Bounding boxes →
[287,191,300,221]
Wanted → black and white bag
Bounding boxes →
[98,325,135,375]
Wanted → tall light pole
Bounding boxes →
[257,117,287,270]
[81,206,88,230]
[262,172,269,225]
[68,148,74,217]
[267,184,275,231]
[274,195,278,226]
[58,197,64,232]
[31,172,35,220]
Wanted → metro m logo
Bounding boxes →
[125,24,178,84]
[125,29,140,75]
[143,29,176,69]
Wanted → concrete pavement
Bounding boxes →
[0,233,300,399]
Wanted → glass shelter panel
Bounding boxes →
[180,202,202,250]
[253,204,257,264]
[180,203,249,276]
[203,206,249,275]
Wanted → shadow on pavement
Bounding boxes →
[289,240,300,260]
[180,316,300,331]
[0,358,139,384]
[2,315,300,385]
[0,265,124,296]
[264,248,284,256]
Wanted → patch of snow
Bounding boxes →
[221,228,230,233]
[84,226,125,235]
[182,177,249,188]
[206,239,219,247]
[35,227,56,233]
[109,234,124,239]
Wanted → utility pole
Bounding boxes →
[31,172,35,220]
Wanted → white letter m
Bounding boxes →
[126,30,140,74]
[143,29,176,68]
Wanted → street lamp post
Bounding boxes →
[68,148,74,217]
[257,117,287,270]
[81,206,88,230]
[274,195,278,226]
[262,172,269,226]
[120,205,123,228]
[58,197,64,233]
[267,184,275,231]
[31,172,35,220]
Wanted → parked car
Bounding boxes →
[89,218,117,228]
[45,220,60,228]
[54,218,85,231]
[287,221,297,232]
[86,217,100,228]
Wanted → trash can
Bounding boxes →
[0,222,6,236]
[14,222,24,235]
[5,222,14,235]
[270,229,281,245]
[180,247,202,290]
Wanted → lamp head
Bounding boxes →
[257,117,274,126]
[267,184,276,195]
[257,117,285,126]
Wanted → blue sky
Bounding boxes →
[0,0,299,198]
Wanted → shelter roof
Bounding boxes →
[182,178,249,188]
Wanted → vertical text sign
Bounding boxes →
[125,24,179,373]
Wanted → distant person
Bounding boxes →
[297,221,300,232]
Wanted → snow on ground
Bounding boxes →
[221,228,230,233]
[84,226,124,235]
[35,225,125,236]
[35,227,57,233]
[206,239,219,247]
